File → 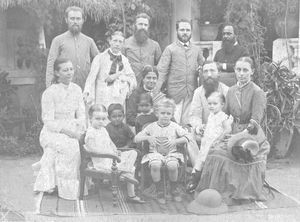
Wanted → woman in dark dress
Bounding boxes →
[194,57,270,203]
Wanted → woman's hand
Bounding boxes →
[60,129,82,140]
[105,72,121,84]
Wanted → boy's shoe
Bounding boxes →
[155,181,166,204]
[156,191,166,204]
[186,170,202,194]
[171,183,182,202]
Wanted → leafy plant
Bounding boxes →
[106,0,171,44]
[224,0,266,76]
[259,61,300,155]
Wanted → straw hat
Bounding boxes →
[227,130,259,157]
[187,189,228,215]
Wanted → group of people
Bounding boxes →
[32,5,270,214]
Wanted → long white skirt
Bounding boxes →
[33,128,81,200]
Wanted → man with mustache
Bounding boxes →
[187,61,228,193]
[189,61,229,132]
[214,24,248,86]
[156,19,203,125]
[45,6,99,89]
[124,13,162,85]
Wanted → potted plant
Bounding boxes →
[195,0,226,41]
[260,61,300,158]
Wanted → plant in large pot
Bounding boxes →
[260,61,300,158]
[196,0,227,41]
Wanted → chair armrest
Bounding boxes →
[86,151,121,163]
[118,147,141,156]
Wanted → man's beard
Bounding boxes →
[222,38,235,53]
[203,77,219,98]
[177,33,191,43]
[134,29,149,45]
[69,24,82,35]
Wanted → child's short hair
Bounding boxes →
[155,98,176,114]
[208,91,226,104]
[137,93,153,105]
[107,103,124,117]
[88,104,107,118]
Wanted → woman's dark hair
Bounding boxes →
[88,104,107,118]
[51,57,72,84]
[235,56,254,70]
[139,65,159,87]
[107,103,124,117]
[137,93,153,106]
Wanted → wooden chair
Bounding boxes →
[79,136,138,207]
[139,141,188,199]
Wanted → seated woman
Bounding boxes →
[126,65,165,127]
[84,31,136,109]
[194,57,270,203]
[33,58,85,213]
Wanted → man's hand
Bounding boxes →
[194,124,205,136]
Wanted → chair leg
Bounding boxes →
[162,165,167,199]
[111,160,119,207]
[79,174,86,200]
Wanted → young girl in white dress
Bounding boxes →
[85,104,144,203]
[189,92,232,191]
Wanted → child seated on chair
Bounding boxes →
[135,98,191,204]
[135,93,158,134]
[187,92,232,193]
[105,103,136,149]
[85,104,144,203]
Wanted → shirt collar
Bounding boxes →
[237,80,251,89]
[179,40,190,47]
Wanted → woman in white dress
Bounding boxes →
[84,31,137,109]
[33,58,85,213]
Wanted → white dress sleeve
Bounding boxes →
[41,88,63,133]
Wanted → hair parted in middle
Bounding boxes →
[88,104,107,118]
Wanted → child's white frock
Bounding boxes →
[85,127,136,175]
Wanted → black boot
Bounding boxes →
[186,170,202,194]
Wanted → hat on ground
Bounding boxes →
[187,189,228,215]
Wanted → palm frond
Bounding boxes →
[0,0,117,22]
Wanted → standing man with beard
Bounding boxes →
[189,61,229,133]
[124,13,162,85]
[45,6,99,89]
[214,24,249,86]
[156,19,203,125]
